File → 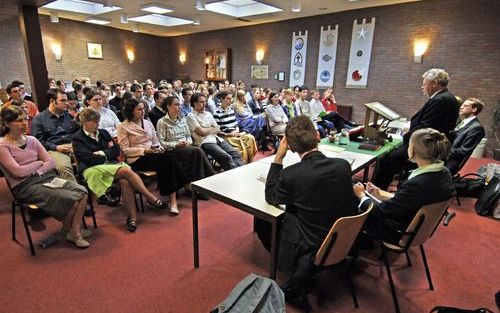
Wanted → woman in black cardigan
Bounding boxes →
[353,128,456,244]
[72,108,168,233]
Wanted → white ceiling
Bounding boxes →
[21,0,422,37]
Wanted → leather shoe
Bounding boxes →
[66,233,90,249]
[97,194,120,206]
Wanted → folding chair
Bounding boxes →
[379,200,450,313]
[313,204,373,308]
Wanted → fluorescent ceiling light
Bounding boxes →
[193,19,200,26]
[205,0,282,18]
[291,0,301,12]
[85,17,111,25]
[195,0,206,11]
[129,14,193,27]
[141,3,173,14]
[42,0,122,15]
[50,12,59,22]
[120,14,128,23]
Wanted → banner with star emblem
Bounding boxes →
[289,30,308,87]
[346,17,376,89]
[316,25,339,88]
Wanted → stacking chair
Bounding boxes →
[313,204,373,309]
[379,200,450,313]
[263,112,282,154]
[135,170,158,212]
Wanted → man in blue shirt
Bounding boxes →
[180,87,193,116]
[31,89,80,181]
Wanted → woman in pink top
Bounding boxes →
[117,98,186,215]
[0,106,90,248]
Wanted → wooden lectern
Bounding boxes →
[362,102,401,145]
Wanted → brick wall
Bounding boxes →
[167,0,500,155]
[0,15,169,90]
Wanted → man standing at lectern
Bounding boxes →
[372,68,459,190]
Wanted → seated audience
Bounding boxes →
[2,83,39,122]
[156,96,215,184]
[117,99,186,215]
[180,87,193,116]
[213,91,257,163]
[0,106,90,248]
[66,91,81,117]
[85,89,121,138]
[108,83,125,121]
[9,99,33,134]
[205,86,217,114]
[446,98,485,175]
[233,89,267,150]
[256,115,358,309]
[72,108,168,233]
[282,89,301,119]
[31,89,79,181]
[247,88,264,114]
[148,90,168,129]
[353,128,455,244]
[265,92,288,136]
[187,93,244,171]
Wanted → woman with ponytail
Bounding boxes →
[353,128,456,244]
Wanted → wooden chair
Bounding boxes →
[379,200,450,313]
[313,204,373,308]
[135,170,158,212]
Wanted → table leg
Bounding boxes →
[270,218,278,279]
[192,190,199,268]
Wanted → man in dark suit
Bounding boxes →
[257,115,358,309]
[372,68,459,190]
[447,98,485,175]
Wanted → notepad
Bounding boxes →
[43,177,68,189]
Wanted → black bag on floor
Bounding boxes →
[430,306,494,313]
[210,273,285,313]
[474,175,500,216]
[454,173,486,198]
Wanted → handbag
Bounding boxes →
[454,173,485,198]
[474,175,500,216]
[430,306,494,313]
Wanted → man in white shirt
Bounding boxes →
[142,83,155,111]
[187,93,244,171]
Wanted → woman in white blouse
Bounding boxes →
[85,89,121,138]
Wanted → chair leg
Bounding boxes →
[82,216,88,230]
[419,245,434,291]
[88,196,98,229]
[11,201,16,241]
[346,259,359,308]
[19,206,36,256]
[456,194,461,206]
[382,249,400,313]
[138,193,145,212]
[404,251,412,267]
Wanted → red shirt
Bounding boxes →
[321,98,337,112]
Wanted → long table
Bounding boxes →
[191,148,378,279]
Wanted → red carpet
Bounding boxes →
[0,154,498,313]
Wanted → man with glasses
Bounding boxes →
[31,89,80,181]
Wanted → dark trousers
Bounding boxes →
[130,153,187,195]
[201,140,244,171]
[372,144,410,190]
[170,146,215,182]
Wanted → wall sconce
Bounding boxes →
[414,39,429,64]
[127,50,135,63]
[179,53,186,65]
[50,12,59,23]
[51,43,62,61]
[256,49,265,65]
[205,56,210,64]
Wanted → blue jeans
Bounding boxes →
[201,139,244,171]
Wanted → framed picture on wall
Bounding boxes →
[251,65,269,80]
[87,42,103,59]
[277,71,285,82]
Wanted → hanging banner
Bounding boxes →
[289,30,308,87]
[346,17,376,89]
[316,25,339,88]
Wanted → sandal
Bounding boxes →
[147,199,169,210]
[126,217,137,233]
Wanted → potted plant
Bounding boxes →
[493,99,500,160]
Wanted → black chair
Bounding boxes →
[378,200,450,313]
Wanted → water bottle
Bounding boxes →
[38,235,59,249]
[339,129,350,146]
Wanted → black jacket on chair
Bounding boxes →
[264,151,358,279]
[72,128,121,175]
[403,89,459,144]
[447,118,485,175]
[363,168,455,244]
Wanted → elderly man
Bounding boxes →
[447,98,485,175]
[372,68,459,189]
[31,89,79,181]
[256,115,358,309]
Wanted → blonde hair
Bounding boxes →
[234,89,246,114]
[77,108,100,125]
[409,128,450,162]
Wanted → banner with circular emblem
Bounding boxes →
[346,18,376,89]
[289,30,308,87]
[316,25,339,88]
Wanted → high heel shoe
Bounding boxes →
[147,199,169,210]
[126,217,137,233]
